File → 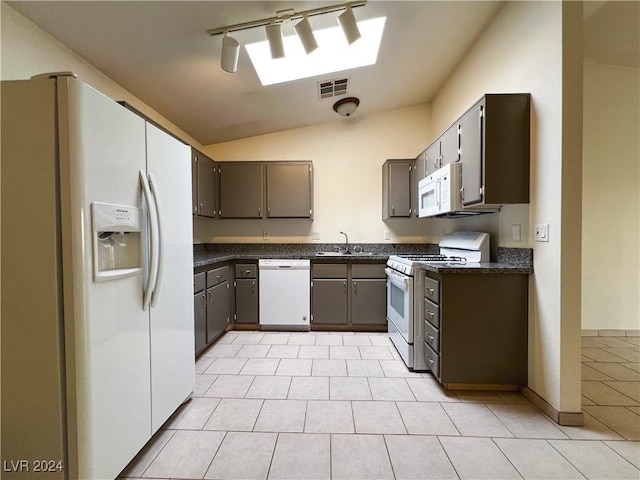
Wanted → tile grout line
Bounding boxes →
[489,437,525,479]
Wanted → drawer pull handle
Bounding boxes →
[428,288,435,294]
[426,357,434,366]
[216,275,222,280]
[426,334,434,342]
[245,269,251,275]
[427,312,434,319]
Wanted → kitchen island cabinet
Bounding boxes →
[423,270,528,389]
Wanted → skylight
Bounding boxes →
[245,17,386,86]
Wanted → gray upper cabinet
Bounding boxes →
[425,126,460,176]
[439,125,460,167]
[266,162,314,218]
[192,149,217,219]
[459,94,530,208]
[219,163,264,218]
[412,152,427,217]
[382,159,412,219]
[218,161,314,219]
[424,143,440,176]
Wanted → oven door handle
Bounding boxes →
[385,268,411,288]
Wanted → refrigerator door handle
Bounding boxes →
[148,172,164,307]
[140,170,159,311]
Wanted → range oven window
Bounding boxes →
[389,282,405,318]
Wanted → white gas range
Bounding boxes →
[386,232,490,371]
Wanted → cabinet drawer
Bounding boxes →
[424,319,440,353]
[194,272,205,293]
[312,264,347,279]
[424,276,440,304]
[424,299,440,329]
[424,342,440,379]
[207,265,230,287]
[351,264,386,279]
[235,263,257,279]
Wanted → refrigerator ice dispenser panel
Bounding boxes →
[92,202,142,282]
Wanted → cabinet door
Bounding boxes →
[312,279,348,325]
[439,124,460,166]
[197,153,217,218]
[351,279,387,325]
[412,156,426,218]
[194,292,207,354]
[235,279,258,324]
[460,104,483,206]
[191,150,198,216]
[424,143,440,176]
[206,282,230,342]
[219,163,264,218]
[266,163,313,218]
[386,161,412,217]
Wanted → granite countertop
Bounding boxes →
[193,244,533,274]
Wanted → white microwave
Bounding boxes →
[418,162,462,218]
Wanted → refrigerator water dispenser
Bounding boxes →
[92,202,142,282]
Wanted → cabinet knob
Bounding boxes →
[343,281,347,294]
[427,311,434,319]
[426,334,434,342]
[428,288,434,294]
[252,281,255,293]
[353,281,357,294]
[258,207,261,216]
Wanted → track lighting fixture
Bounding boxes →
[265,23,285,59]
[207,1,367,72]
[294,15,318,54]
[337,7,361,45]
[220,34,240,73]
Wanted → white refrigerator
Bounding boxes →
[1,75,195,479]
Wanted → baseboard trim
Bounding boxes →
[582,329,640,337]
[521,386,584,426]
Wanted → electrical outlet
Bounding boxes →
[384,231,391,241]
[534,223,549,242]
[512,224,521,242]
[311,231,320,241]
[263,230,270,240]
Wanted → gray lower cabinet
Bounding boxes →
[424,270,528,387]
[312,279,348,325]
[193,272,207,355]
[193,264,231,355]
[311,262,386,329]
[351,278,386,325]
[234,263,258,324]
[382,159,413,219]
[207,281,230,342]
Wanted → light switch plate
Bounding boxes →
[311,231,320,241]
[384,231,391,240]
[263,230,270,240]
[512,224,521,242]
[534,223,549,242]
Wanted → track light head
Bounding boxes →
[337,6,361,45]
[265,23,285,59]
[220,34,240,73]
[294,15,318,54]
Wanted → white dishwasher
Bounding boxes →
[258,259,311,330]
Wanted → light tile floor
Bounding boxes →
[120,332,640,479]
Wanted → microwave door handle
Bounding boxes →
[436,178,441,209]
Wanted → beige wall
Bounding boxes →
[582,62,640,331]
[430,1,583,414]
[0,2,202,149]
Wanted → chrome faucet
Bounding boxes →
[339,231,350,254]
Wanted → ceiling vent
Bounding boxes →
[318,77,349,100]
